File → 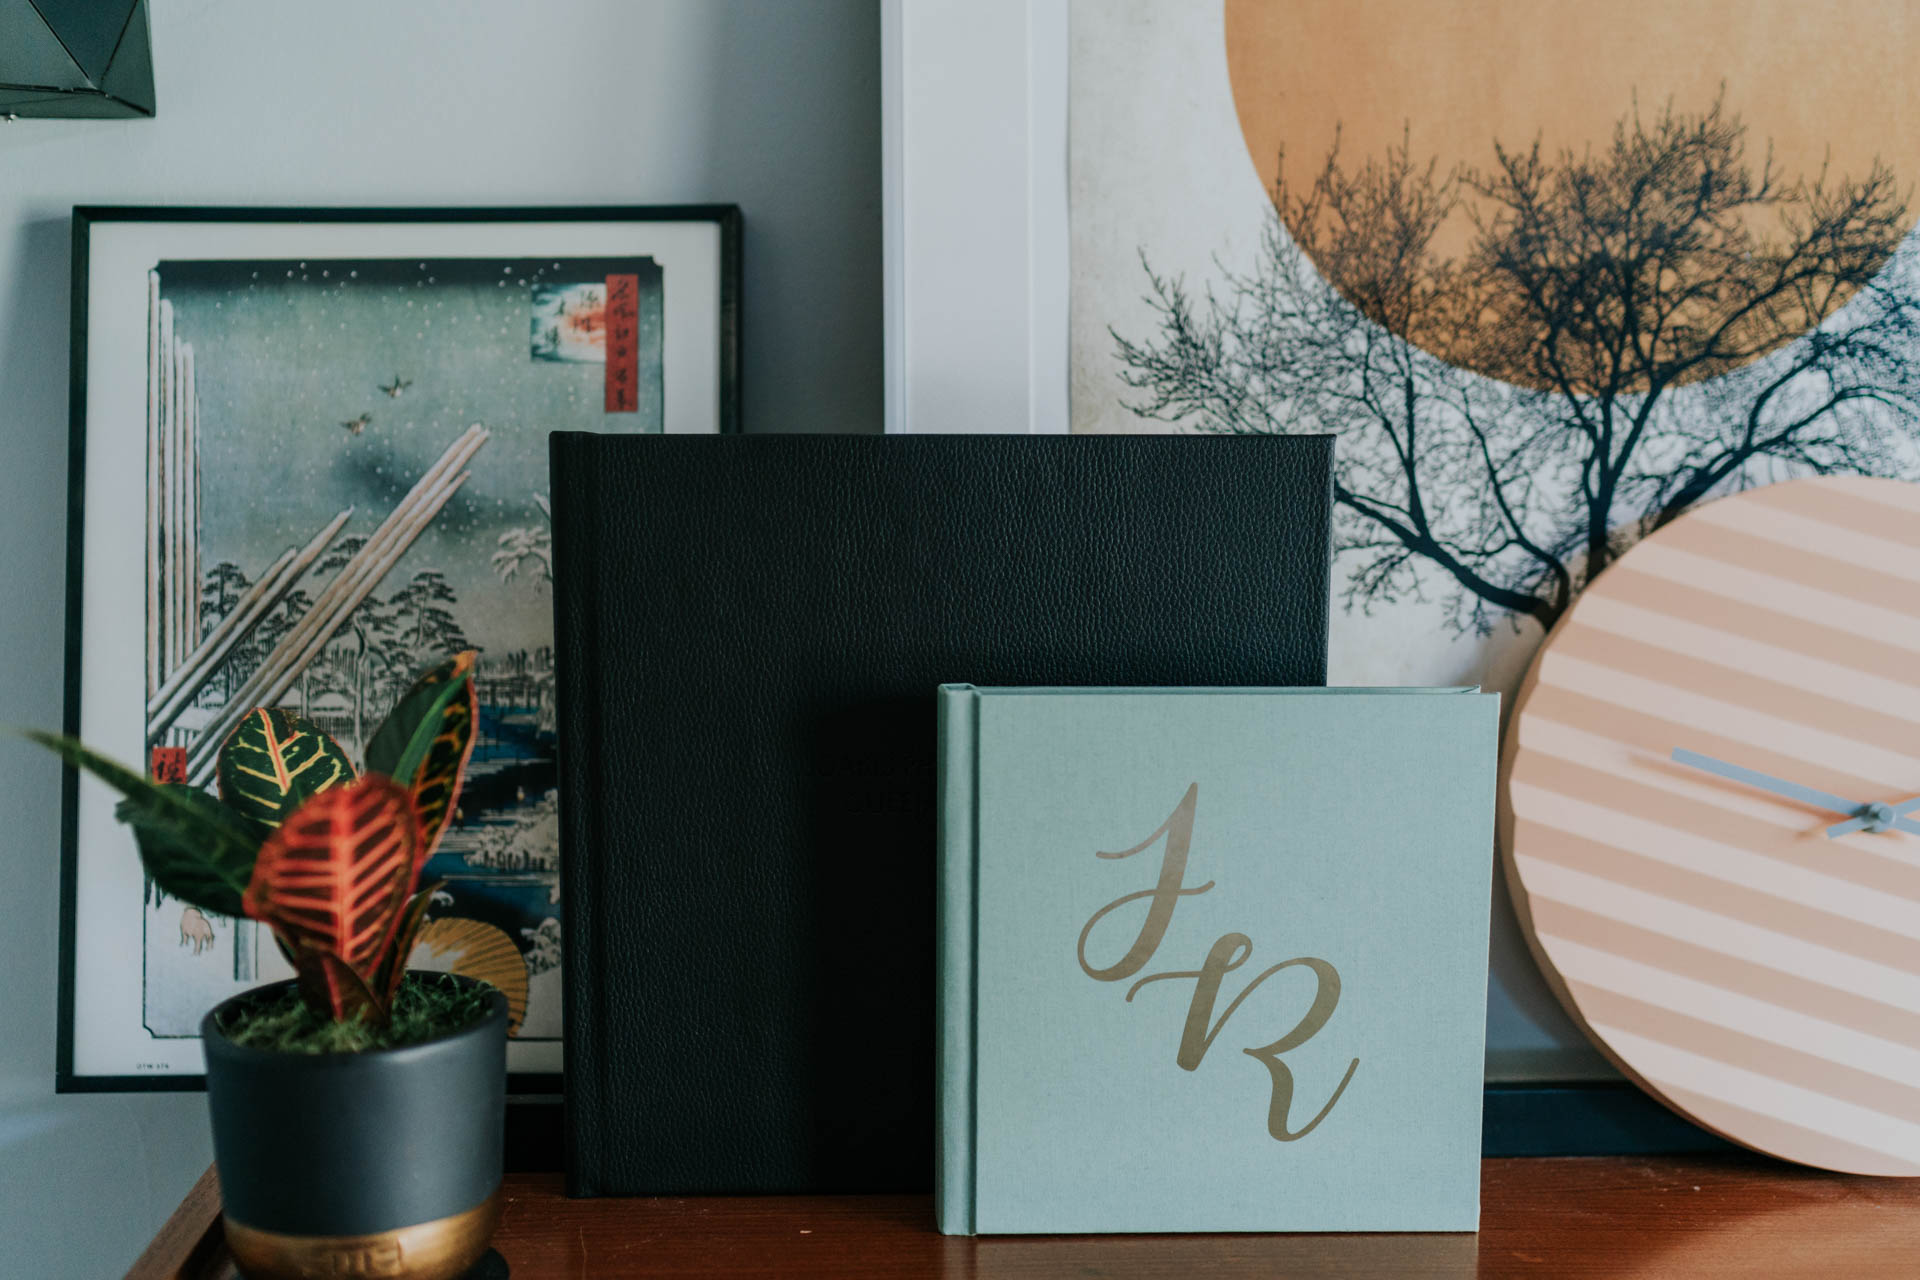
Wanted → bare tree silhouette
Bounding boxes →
[1113,99,1920,634]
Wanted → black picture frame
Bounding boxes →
[58,205,742,1094]
[1481,1082,1728,1157]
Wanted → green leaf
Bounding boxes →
[216,708,356,830]
[363,651,477,787]
[27,732,259,917]
[373,880,444,1001]
[291,944,386,1024]
[118,786,263,919]
[409,680,476,860]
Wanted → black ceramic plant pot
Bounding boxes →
[201,974,508,1280]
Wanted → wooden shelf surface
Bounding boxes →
[130,1155,1920,1278]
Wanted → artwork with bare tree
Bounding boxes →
[1113,98,1920,634]
[1069,0,1920,1078]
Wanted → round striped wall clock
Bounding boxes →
[1501,475,1920,1174]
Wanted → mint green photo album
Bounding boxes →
[936,686,1499,1235]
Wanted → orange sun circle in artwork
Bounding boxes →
[1223,0,1920,387]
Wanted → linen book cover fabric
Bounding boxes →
[549,433,1334,1195]
[937,686,1499,1234]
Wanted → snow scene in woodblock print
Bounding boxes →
[140,255,664,1050]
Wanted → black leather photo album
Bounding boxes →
[549,433,1333,1195]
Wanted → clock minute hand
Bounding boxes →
[1666,749,1920,839]
[1670,748,1868,816]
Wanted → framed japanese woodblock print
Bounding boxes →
[60,206,741,1088]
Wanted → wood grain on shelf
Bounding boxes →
[123,1165,228,1280]
[130,1156,1920,1279]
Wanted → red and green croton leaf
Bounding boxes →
[294,946,385,1025]
[242,774,424,1020]
[372,880,444,1002]
[405,668,477,860]
[216,708,356,831]
[364,651,477,784]
[363,651,478,857]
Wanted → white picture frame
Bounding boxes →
[882,0,1069,437]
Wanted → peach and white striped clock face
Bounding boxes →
[1503,475,1920,1174]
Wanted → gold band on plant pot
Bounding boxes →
[221,1189,499,1280]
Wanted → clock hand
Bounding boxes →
[1826,796,1920,839]
[1669,749,1920,839]
[1671,748,1869,816]
[1668,749,1920,838]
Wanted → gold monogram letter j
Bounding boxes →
[1077,783,1359,1142]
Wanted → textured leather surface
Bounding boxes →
[549,433,1333,1196]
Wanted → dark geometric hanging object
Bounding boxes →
[0,0,154,119]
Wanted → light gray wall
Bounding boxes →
[0,2,879,1273]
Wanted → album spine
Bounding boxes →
[935,684,979,1235]
[550,432,608,1197]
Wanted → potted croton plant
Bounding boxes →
[32,651,506,1280]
